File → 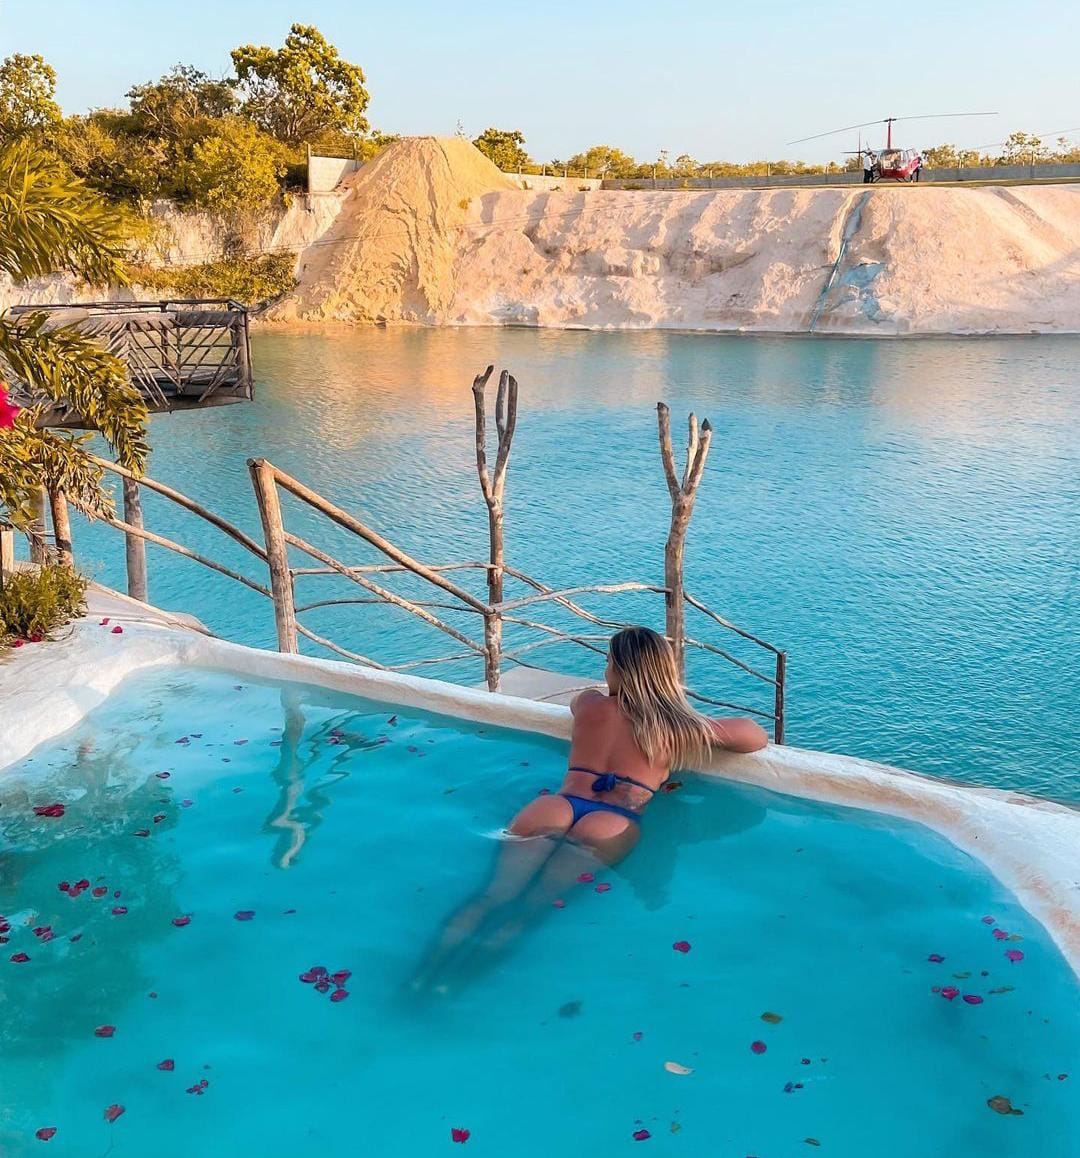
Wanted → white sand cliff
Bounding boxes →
[272,137,1080,335]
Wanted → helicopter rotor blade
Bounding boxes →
[788,111,998,146]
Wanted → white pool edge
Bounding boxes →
[2,616,1077,976]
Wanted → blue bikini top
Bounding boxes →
[568,766,658,796]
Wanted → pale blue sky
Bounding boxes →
[3,0,1078,163]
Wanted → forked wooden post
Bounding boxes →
[472,365,519,691]
[28,487,47,564]
[248,458,299,654]
[657,403,713,676]
[47,488,73,566]
[122,476,149,600]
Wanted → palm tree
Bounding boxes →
[0,138,148,531]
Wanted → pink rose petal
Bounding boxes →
[451,1127,470,1143]
[299,971,319,984]
[112,906,128,916]
[314,978,331,993]
[330,988,349,1002]
[94,1025,116,1037]
[941,986,961,1000]
[157,1059,175,1071]
[11,952,30,963]
[92,887,108,898]
[927,953,945,963]
[595,883,611,893]
[99,618,110,626]
[111,625,123,635]
[58,881,70,893]
[632,1128,651,1141]
[103,1104,124,1124]
[1005,949,1024,963]
[963,994,984,1005]
[992,929,1008,941]
[35,1127,57,1141]
[750,1040,767,1054]
[576,872,595,884]
[672,940,691,953]
[330,970,351,986]
[171,915,191,927]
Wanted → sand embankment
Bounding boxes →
[273,137,1080,334]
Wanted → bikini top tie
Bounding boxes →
[569,766,657,796]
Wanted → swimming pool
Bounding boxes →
[63,328,1080,800]
[2,664,1076,1155]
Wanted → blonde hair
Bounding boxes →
[608,626,716,769]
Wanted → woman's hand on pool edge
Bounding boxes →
[711,717,769,753]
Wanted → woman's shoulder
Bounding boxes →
[570,688,612,718]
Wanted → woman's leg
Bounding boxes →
[409,795,573,991]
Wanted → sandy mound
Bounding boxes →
[269,137,517,323]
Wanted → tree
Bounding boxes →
[0,140,148,530]
[231,24,369,145]
[472,128,532,172]
[564,145,637,177]
[0,53,62,140]
[176,118,286,214]
[126,65,237,141]
[997,131,1046,165]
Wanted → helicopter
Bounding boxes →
[789,113,998,182]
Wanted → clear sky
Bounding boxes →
[3,0,1078,163]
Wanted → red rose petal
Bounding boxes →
[157,1059,175,1071]
[314,978,331,993]
[1005,949,1024,962]
[112,906,128,916]
[92,887,108,898]
[99,618,109,626]
[927,953,945,963]
[941,986,961,1000]
[171,915,191,927]
[992,929,1008,941]
[299,971,319,984]
[234,910,255,921]
[94,1025,116,1037]
[576,872,595,884]
[330,988,349,1002]
[310,966,328,977]
[58,881,71,893]
[111,625,123,635]
[963,994,984,1005]
[595,883,611,893]
[33,803,65,818]
[750,1041,767,1054]
[103,1105,124,1124]
[632,1128,651,1141]
[10,952,30,963]
[330,970,351,986]
[451,1127,470,1143]
[35,1127,57,1141]
[672,940,691,953]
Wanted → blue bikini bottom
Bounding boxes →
[560,793,642,825]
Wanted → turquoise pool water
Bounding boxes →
[1,667,1076,1155]
[65,329,1080,798]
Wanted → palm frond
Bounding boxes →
[0,139,130,285]
[0,314,148,472]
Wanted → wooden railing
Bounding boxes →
[33,369,788,740]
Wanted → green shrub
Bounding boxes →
[0,564,87,646]
[127,252,296,308]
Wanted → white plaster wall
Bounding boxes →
[2,616,1077,976]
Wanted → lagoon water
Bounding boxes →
[70,329,1080,799]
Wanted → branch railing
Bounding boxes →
[32,369,787,740]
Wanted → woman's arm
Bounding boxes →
[710,717,769,753]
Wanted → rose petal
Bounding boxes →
[1005,949,1024,963]
[330,970,351,986]
[33,803,65,818]
[112,906,128,916]
[981,916,995,925]
[133,829,150,837]
[298,971,319,984]
[963,994,984,1005]
[672,940,691,953]
[157,1059,175,1071]
[111,625,123,635]
[576,872,595,884]
[58,881,71,893]
[992,929,1008,941]
[632,1128,651,1141]
[632,1031,643,1041]
[552,899,565,909]
[451,1127,470,1143]
[94,1025,116,1037]
[35,1127,57,1141]
[750,1041,767,1054]
[171,915,191,927]
[927,954,945,963]
[103,1104,124,1124]
[152,814,166,824]
[234,911,255,921]
[330,988,349,1002]
[92,887,108,898]
[155,771,171,779]
[314,978,331,993]
[10,952,30,963]
[941,987,961,1000]
[99,618,110,626]
[595,883,611,893]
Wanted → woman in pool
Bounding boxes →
[412,626,768,991]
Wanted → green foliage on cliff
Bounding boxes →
[127,253,296,308]
[473,128,532,172]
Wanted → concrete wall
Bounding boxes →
[505,173,602,192]
[307,154,362,194]
[602,162,1080,191]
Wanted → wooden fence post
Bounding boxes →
[0,523,13,582]
[248,458,298,654]
[28,487,47,564]
[472,365,519,691]
[48,488,73,566]
[773,651,786,744]
[122,476,149,601]
[657,404,713,676]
